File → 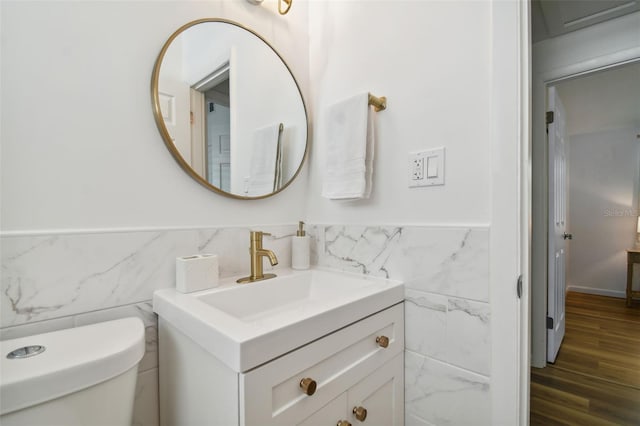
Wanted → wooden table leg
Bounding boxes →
[627,258,633,307]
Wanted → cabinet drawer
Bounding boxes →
[347,353,404,426]
[241,303,404,426]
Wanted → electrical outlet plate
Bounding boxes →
[411,157,424,180]
[408,147,445,188]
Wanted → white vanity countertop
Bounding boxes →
[153,268,403,372]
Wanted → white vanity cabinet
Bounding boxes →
[159,302,404,426]
[294,354,404,426]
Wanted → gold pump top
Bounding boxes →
[297,221,306,237]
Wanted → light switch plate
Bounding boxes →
[408,147,445,187]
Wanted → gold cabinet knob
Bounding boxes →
[376,335,389,348]
[299,377,317,396]
[353,406,368,421]
[337,421,352,426]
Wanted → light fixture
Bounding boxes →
[246,0,293,16]
[278,0,292,15]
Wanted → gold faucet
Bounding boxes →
[237,231,279,283]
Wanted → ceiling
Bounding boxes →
[555,61,640,136]
[532,0,640,42]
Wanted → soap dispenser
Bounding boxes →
[291,221,310,270]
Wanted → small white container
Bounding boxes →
[176,254,219,293]
[291,222,310,270]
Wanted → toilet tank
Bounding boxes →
[0,317,145,426]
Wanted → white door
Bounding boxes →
[547,86,567,363]
[205,101,231,191]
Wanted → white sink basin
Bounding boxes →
[199,270,377,322]
[153,268,403,372]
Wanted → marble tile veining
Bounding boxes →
[315,225,490,302]
[389,227,489,301]
[405,289,447,359]
[74,302,158,372]
[0,224,302,426]
[321,225,401,276]
[195,225,295,278]
[2,232,181,326]
[406,412,436,426]
[132,368,159,426]
[307,224,324,266]
[0,315,74,341]
[405,289,491,375]
[1,225,296,327]
[444,297,491,375]
[405,351,490,426]
[314,224,492,425]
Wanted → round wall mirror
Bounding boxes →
[151,19,308,199]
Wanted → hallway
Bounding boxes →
[530,292,640,425]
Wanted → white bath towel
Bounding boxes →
[246,124,281,197]
[322,93,375,200]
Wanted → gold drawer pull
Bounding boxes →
[353,406,368,421]
[376,335,389,348]
[299,377,317,396]
[337,421,352,426]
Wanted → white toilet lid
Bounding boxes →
[0,317,145,415]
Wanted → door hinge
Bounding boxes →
[546,316,554,329]
[546,111,554,125]
[516,275,523,298]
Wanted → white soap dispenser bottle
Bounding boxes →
[291,221,310,270]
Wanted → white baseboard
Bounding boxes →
[566,285,626,299]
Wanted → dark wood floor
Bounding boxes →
[530,292,640,425]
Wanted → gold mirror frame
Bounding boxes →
[150,18,309,200]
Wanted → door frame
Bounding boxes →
[490,1,530,424]
[530,15,640,368]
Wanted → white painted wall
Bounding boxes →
[158,37,192,161]
[530,11,640,367]
[306,0,491,225]
[0,0,310,233]
[566,127,639,297]
[306,2,528,424]
[556,62,640,136]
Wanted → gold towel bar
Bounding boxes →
[368,93,387,112]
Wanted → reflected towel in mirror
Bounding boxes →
[246,124,283,197]
[322,92,374,200]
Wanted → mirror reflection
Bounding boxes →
[152,19,308,199]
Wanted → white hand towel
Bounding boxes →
[322,93,375,200]
[246,124,281,197]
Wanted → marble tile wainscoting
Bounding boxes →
[310,225,492,426]
[0,225,298,426]
[3,223,491,426]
